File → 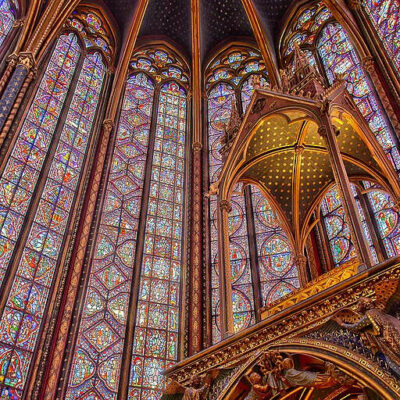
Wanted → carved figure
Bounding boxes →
[163,370,219,400]
[245,350,356,399]
[245,371,272,399]
[281,357,336,389]
[333,297,400,366]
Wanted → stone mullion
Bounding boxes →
[244,186,263,320]
[217,198,235,337]
[317,216,336,272]
[117,85,161,399]
[361,56,400,143]
[354,184,385,263]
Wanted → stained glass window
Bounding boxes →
[320,184,380,268]
[0,27,107,396]
[207,47,299,343]
[251,187,299,306]
[363,181,400,257]
[363,0,400,75]
[321,186,358,267]
[129,81,186,400]
[0,0,16,50]
[66,46,189,400]
[66,73,153,400]
[317,23,400,172]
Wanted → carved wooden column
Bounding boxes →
[217,197,235,337]
[188,0,204,355]
[319,111,374,268]
[0,52,35,138]
[189,141,204,353]
[295,254,309,286]
[0,54,18,95]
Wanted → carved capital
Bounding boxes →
[17,52,35,71]
[12,18,25,28]
[348,0,362,11]
[219,200,232,213]
[192,141,202,152]
[295,144,305,155]
[318,125,328,138]
[6,53,18,68]
[362,56,375,74]
[295,254,307,267]
[103,119,114,134]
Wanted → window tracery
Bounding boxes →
[0,7,113,397]
[66,46,189,400]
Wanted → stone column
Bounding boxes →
[217,197,235,337]
[0,52,35,142]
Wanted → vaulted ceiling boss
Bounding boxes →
[0,1,398,399]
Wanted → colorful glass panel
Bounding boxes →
[365,183,400,257]
[363,0,400,75]
[0,33,80,289]
[0,52,104,397]
[321,187,357,267]
[241,75,268,113]
[317,23,400,172]
[251,187,299,306]
[321,184,379,267]
[208,83,255,343]
[0,0,15,50]
[128,81,186,399]
[66,73,154,400]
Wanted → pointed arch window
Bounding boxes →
[65,47,189,400]
[363,0,400,75]
[206,46,299,343]
[0,8,114,396]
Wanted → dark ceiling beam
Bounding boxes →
[240,0,281,87]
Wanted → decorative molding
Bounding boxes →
[164,259,400,383]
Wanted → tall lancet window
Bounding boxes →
[206,46,299,343]
[363,0,400,75]
[0,8,113,398]
[66,47,189,400]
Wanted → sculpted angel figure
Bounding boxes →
[333,297,400,366]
